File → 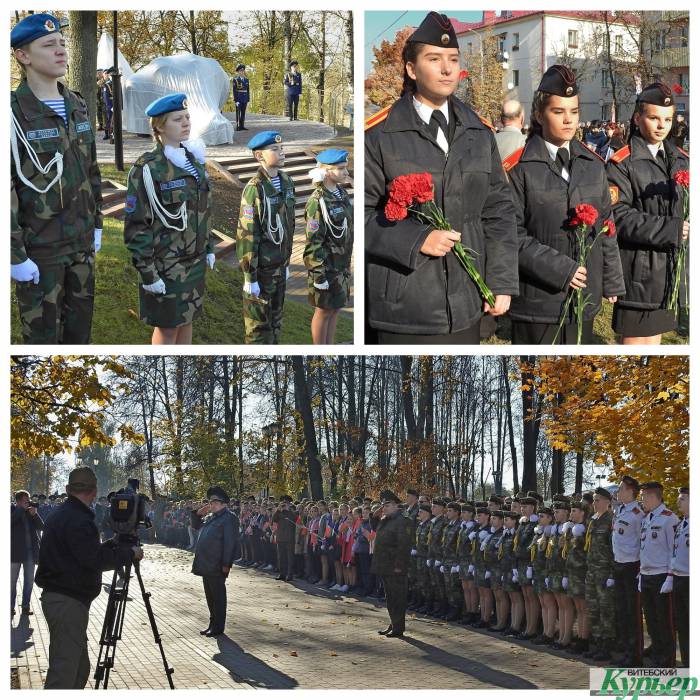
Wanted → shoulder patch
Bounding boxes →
[365,105,391,131]
[478,115,496,132]
[582,141,605,162]
[678,147,689,158]
[610,145,631,164]
[125,194,137,213]
[503,146,525,173]
[662,509,673,516]
[632,506,641,514]
[609,185,620,205]
[307,219,320,232]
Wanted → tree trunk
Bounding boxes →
[520,356,540,493]
[67,12,98,128]
[575,451,584,494]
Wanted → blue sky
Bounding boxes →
[365,11,482,77]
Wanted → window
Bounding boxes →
[568,29,578,48]
[498,33,506,54]
[680,25,689,47]
[614,35,623,54]
[467,41,473,55]
[512,32,520,50]
[601,69,609,88]
[512,70,519,87]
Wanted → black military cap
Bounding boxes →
[432,497,447,507]
[447,501,461,511]
[594,487,612,500]
[476,506,490,515]
[551,493,570,503]
[488,495,504,505]
[461,502,476,513]
[490,510,505,519]
[503,511,519,521]
[538,64,578,97]
[527,491,543,503]
[380,489,401,504]
[279,494,293,503]
[207,486,230,504]
[407,12,458,49]
[474,500,488,508]
[236,63,246,72]
[620,475,640,490]
[679,486,689,494]
[520,496,537,506]
[570,500,586,510]
[640,481,664,492]
[419,503,432,514]
[637,82,674,107]
[553,501,571,511]
[538,506,554,517]
[289,60,299,67]
[407,488,419,497]
[581,491,594,505]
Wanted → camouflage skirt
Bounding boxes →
[140,254,206,328]
[532,566,549,595]
[459,562,474,582]
[308,271,350,309]
[517,559,534,587]
[566,572,586,598]
[548,572,565,594]
[489,570,504,592]
[501,568,520,593]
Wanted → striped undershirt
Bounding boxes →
[42,99,67,125]
[270,175,281,191]
[331,187,342,199]
[182,158,200,182]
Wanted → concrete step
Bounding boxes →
[222,153,314,172]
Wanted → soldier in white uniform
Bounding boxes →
[639,481,679,668]
[612,475,645,666]
[671,486,689,668]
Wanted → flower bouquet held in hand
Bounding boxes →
[666,169,689,315]
[553,203,615,344]
[384,172,496,307]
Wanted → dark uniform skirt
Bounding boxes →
[139,254,207,328]
[511,320,594,345]
[377,321,481,345]
[308,270,350,310]
[611,306,677,337]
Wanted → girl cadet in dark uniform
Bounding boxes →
[607,82,690,344]
[504,65,625,344]
[365,11,519,345]
[124,93,215,345]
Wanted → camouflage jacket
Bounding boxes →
[457,521,476,565]
[498,527,517,574]
[123,143,213,285]
[415,518,431,557]
[11,79,102,264]
[303,184,353,285]
[545,523,568,576]
[584,509,614,580]
[531,527,549,573]
[440,519,461,565]
[513,515,538,561]
[427,514,448,559]
[484,526,504,575]
[564,524,588,581]
[236,168,295,283]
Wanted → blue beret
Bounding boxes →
[145,93,189,117]
[236,64,246,72]
[12,13,63,49]
[247,131,282,150]
[316,149,348,165]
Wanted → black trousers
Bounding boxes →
[641,573,675,667]
[202,575,227,633]
[511,319,594,345]
[673,575,689,668]
[614,561,642,663]
[287,94,299,119]
[236,102,247,129]
[277,541,294,577]
[382,574,408,633]
[377,322,481,345]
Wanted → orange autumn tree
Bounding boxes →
[522,356,688,488]
[365,26,413,109]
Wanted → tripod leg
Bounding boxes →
[134,563,175,689]
[94,566,129,689]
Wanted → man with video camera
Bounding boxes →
[35,467,144,689]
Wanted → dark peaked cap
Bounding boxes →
[408,12,459,49]
[538,64,579,97]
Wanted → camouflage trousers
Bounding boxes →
[442,565,463,608]
[585,571,616,640]
[429,561,447,602]
[16,250,94,344]
[416,557,431,599]
[408,554,418,591]
[243,266,286,344]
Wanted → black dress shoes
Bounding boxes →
[378,625,393,635]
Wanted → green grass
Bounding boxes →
[99,162,131,188]
[11,221,353,345]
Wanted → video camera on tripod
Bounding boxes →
[108,479,152,540]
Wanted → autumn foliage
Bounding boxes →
[365,26,413,109]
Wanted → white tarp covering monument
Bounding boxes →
[122,53,234,145]
[96,32,134,76]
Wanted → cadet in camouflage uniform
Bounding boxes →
[404,489,420,609]
[426,498,448,617]
[11,14,103,344]
[124,93,214,344]
[513,494,540,638]
[440,502,463,621]
[550,499,575,650]
[583,487,616,662]
[412,503,433,613]
[303,149,353,344]
[236,131,295,344]
[501,510,523,635]
[532,507,555,644]
[486,510,509,631]
[472,505,493,628]
[458,503,479,623]
[564,500,591,654]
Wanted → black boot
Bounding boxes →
[445,606,460,622]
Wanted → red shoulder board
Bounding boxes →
[678,147,689,158]
[365,105,391,131]
[632,507,641,514]
[610,145,631,164]
[503,146,525,173]
[479,115,496,132]
[662,509,673,516]
[582,141,605,162]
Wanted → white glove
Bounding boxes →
[468,564,475,575]
[606,578,615,588]
[440,565,446,573]
[410,548,417,557]
[236,102,240,107]
[451,565,459,574]
[512,568,519,582]
[526,566,533,580]
[660,575,674,594]
[142,278,166,295]
[243,280,260,297]
[314,280,329,290]
[572,523,586,537]
[11,258,40,284]
[468,531,477,541]
[545,577,550,589]
[562,576,568,590]
[637,574,642,592]
[94,228,102,253]
[207,253,216,270]
[485,570,491,579]
[426,559,433,568]
[286,266,290,281]
[435,560,442,568]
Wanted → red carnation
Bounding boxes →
[602,219,616,237]
[388,175,415,207]
[674,169,690,188]
[569,203,599,228]
[412,172,435,203]
[672,83,684,95]
[459,69,470,81]
[385,200,408,221]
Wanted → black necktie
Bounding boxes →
[430,109,449,145]
[556,147,570,174]
[656,148,667,167]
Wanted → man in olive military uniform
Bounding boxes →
[672,486,689,668]
[232,64,250,131]
[236,131,295,344]
[411,503,433,613]
[284,61,302,121]
[427,498,449,616]
[371,490,413,638]
[272,495,297,581]
[583,487,616,662]
[404,489,420,608]
[11,14,103,344]
[440,502,464,621]
[639,481,679,667]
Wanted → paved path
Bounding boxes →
[96,112,336,164]
[11,544,592,689]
